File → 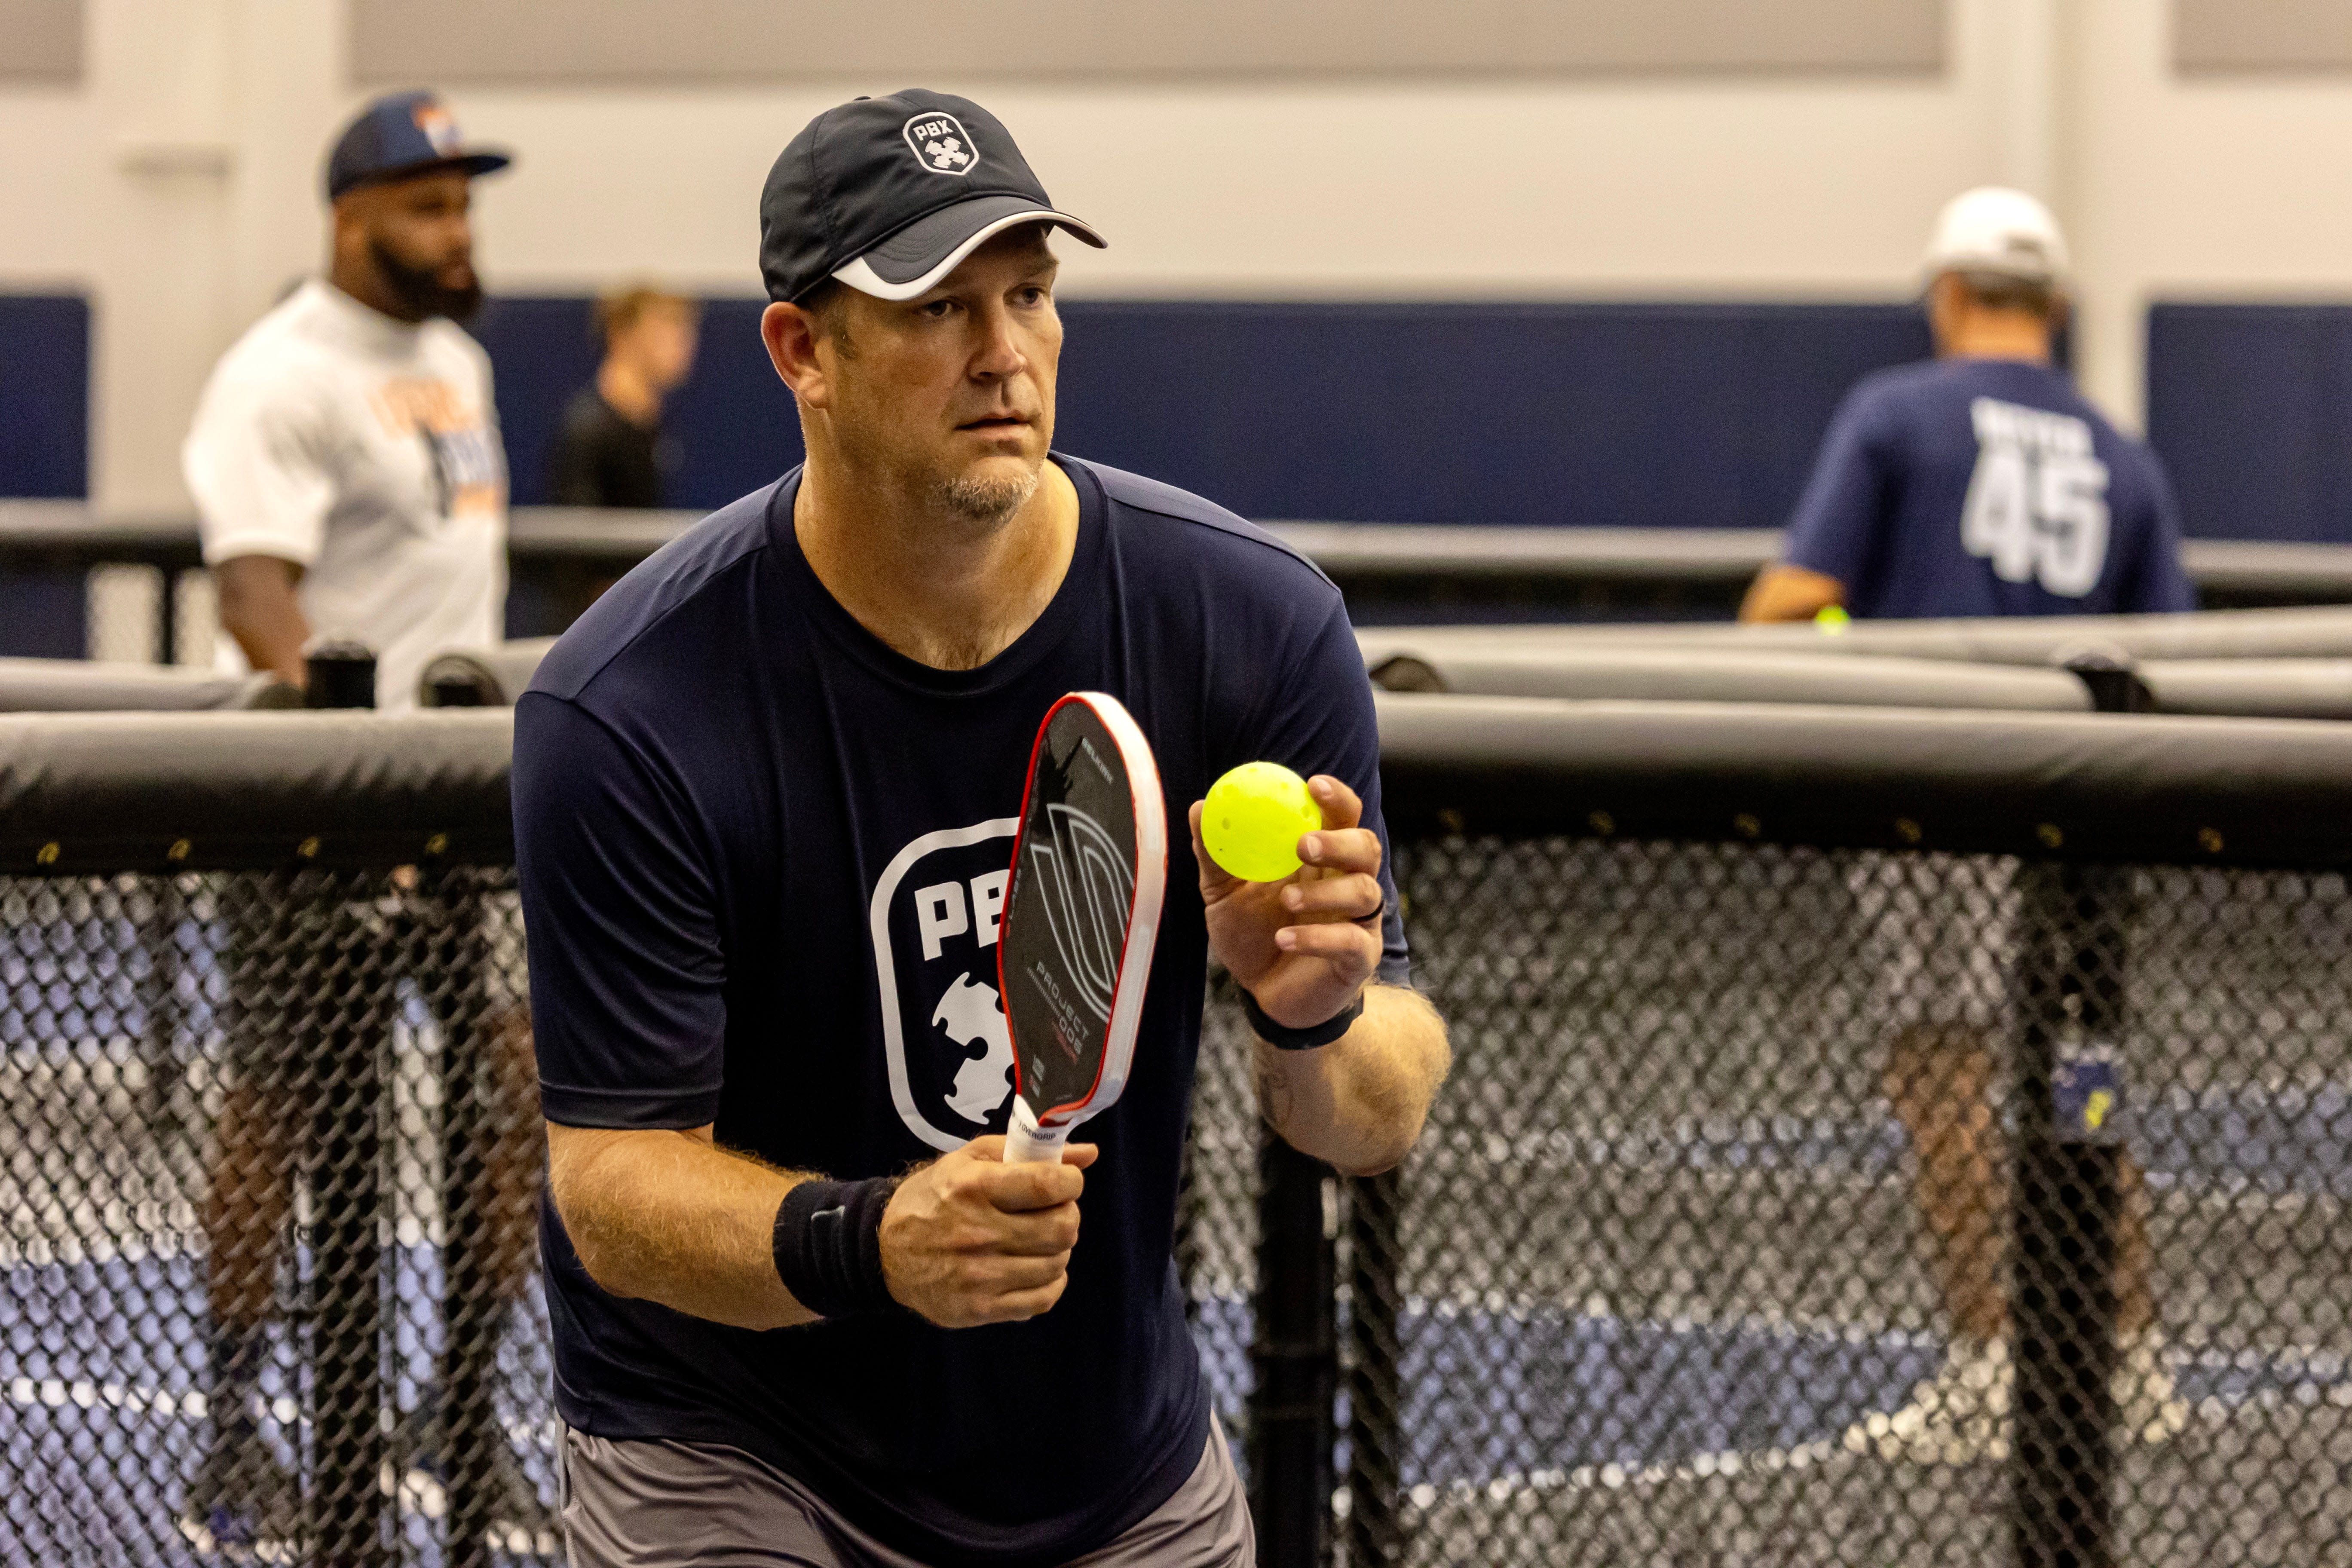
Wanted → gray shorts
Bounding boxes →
[558,1415,1252,1568]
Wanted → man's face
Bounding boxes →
[343,170,481,322]
[619,300,701,392]
[822,226,1062,525]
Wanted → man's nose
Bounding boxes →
[971,306,1028,380]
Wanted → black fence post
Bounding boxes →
[2011,650,2140,1568]
[1250,1134,1337,1568]
[302,643,390,1568]
[1343,1168,1404,1568]
[156,567,180,668]
[426,868,502,1568]
[304,640,378,713]
[303,884,391,1568]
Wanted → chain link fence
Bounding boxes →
[1,867,550,1567]
[6,704,2352,1565]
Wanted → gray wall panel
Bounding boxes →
[2177,0,2352,72]
[0,0,82,83]
[349,0,1943,85]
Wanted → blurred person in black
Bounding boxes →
[549,285,701,508]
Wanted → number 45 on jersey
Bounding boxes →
[1960,396,2110,598]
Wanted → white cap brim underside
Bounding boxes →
[831,208,1097,301]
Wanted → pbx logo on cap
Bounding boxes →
[903,112,977,177]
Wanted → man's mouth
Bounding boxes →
[958,413,1030,433]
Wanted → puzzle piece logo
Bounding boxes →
[934,971,1013,1124]
[902,112,979,177]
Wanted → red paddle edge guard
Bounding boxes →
[996,691,1167,1162]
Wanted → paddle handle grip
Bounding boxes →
[1003,1099,1069,1165]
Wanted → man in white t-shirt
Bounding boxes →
[184,89,511,712]
[177,92,551,1559]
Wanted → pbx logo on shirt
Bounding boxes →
[870,818,1020,1150]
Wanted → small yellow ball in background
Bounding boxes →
[1203,762,1323,883]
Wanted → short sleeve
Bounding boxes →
[2119,451,2199,615]
[1781,386,1892,591]
[183,368,337,569]
[1243,595,1412,987]
[515,691,728,1128]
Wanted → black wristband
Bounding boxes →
[1240,987,1365,1051]
[772,1176,899,1320]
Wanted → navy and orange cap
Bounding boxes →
[325,90,512,202]
[759,89,1104,304]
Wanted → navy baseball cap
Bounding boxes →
[760,89,1104,304]
[324,90,511,202]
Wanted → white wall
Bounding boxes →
[2070,0,2352,431]
[9,0,2352,509]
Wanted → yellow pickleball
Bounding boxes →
[1814,604,1851,634]
[1204,762,1322,883]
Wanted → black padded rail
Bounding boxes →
[0,656,296,712]
[0,710,514,871]
[2139,657,2352,720]
[504,506,696,561]
[0,499,207,563]
[1275,525,2352,597]
[1364,641,2352,721]
[12,503,2352,603]
[1367,646,2094,711]
[418,639,559,707]
[1360,603,2352,668]
[1372,691,2352,867]
[1269,523,1781,581]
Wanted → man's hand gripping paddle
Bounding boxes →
[996,692,1165,1164]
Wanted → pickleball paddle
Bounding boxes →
[996,692,1166,1164]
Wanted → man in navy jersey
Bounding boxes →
[1743,189,2188,1465]
[513,89,1451,1566]
[1742,186,2195,625]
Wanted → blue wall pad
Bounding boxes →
[0,294,91,655]
[0,294,90,499]
[1052,300,1928,528]
[472,296,1932,527]
[2147,303,2352,543]
[0,574,85,659]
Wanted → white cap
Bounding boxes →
[1922,187,2068,285]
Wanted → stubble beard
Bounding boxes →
[825,375,1048,537]
[932,465,1040,528]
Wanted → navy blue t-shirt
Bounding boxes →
[1782,357,2197,619]
[513,455,1409,1565]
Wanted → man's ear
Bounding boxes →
[328,194,367,263]
[763,301,830,410]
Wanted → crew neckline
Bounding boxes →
[768,453,1105,699]
[300,277,430,352]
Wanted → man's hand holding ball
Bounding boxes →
[1191,763,1385,1038]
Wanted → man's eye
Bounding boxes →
[921,300,956,318]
